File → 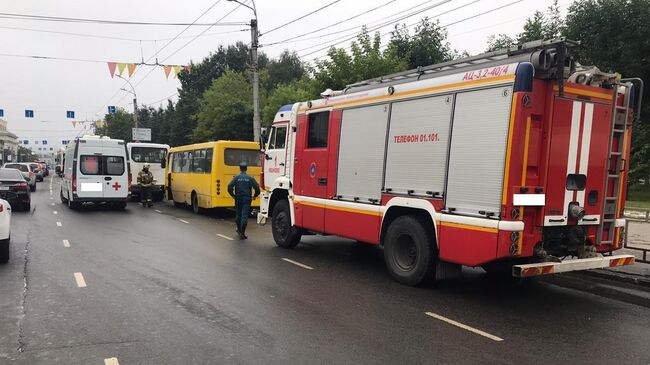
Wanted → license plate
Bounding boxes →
[0,186,9,191]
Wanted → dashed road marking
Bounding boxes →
[51,203,55,206]
[216,234,234,241]
[50,197,53,200]
[56,222,62,227]
[74,272,87,288]
[155,209,162,213]
[53,211,58,215]
[425,312,503,342]
[104,357,120,365]
[178,219,190,224]
[281,258,314,270]
[63,239,70,248]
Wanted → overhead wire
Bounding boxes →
[262,0,343,36]
[0,12,247,26]
[261,0,399,47]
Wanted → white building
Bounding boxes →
[0,119,18,164]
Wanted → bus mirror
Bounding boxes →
[161,158,166,169]
[55,166,61,173]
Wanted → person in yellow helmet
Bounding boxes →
[137,162,155,207]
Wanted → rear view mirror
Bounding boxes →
[161,158,166,169]
[55,166,61,173]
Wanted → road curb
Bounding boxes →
[576,269,650,290]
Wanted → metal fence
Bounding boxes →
[623,208,649,263]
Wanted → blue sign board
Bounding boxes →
[0,109,3,117]
[108,106,116,114]
[42,140,47,145]
[66,111,75,119]
[23,140,28,145]
[62,140,69,145]
[25,110,34,118]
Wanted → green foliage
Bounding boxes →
[386,18,455,68]
[262,77,320,126]
[265,50,305,90]
[193,71,253,142]
[486,34,517,52]
[105,109,134,141]
[17,146,36,162]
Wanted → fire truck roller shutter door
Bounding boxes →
[384,95,453,197]
[446,86,514,216]
[336,104,389,203]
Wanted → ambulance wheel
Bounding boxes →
[0,238,9,264]
[112,202,127,210]
[191,192,200,214]
[272,200,301,249]
[68,198,81,210]
[60,190,69,204]
[383,215,436,286]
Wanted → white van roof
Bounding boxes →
[127,142,170,149]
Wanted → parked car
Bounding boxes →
[0,198,12,263]
[37,161,49,177]
[29,163,43,182]
[3,163,36,192]
[61,136,129,210]
[0,168,30,211]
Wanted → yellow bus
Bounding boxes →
[165,141,262,213]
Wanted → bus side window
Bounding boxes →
[205,149,213,173]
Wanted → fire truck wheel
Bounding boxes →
[272,200,301,249]
[384,215,436,286]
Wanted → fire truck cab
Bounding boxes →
[258,40,643,285]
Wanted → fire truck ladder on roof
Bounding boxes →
[344,39,579,93]
[598,82,634,245]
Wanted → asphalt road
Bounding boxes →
[0,176,649,364]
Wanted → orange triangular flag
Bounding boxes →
[72,121,77,128]
[163,65,172,79]
[107,62,117,78]
[117,63,127,76]
[172,65,181,78]
[127,63,137,77]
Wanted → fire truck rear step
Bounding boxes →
[512,254,635,277]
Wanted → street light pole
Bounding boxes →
[116,75,138,141]
[227,0,260,142]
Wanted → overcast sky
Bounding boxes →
[0,0,571,150]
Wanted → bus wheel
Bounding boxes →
[383,215,436,286]
[191,192,200,214]
[272,200,301,249]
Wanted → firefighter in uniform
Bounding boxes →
[137,162,155,208]
[228,162,260,239]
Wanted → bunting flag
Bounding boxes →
[163,65,172,79]
[172,65,181,78]
[117,63,127,76]
[107,62,117,78]
[127,63,137,77]
[72,121,77,128]
[183,64,192,74]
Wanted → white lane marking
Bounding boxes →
[155,209,162,213]
[63,239,70,248]
[104,357,120,365]
[50,197,53,200]
[51,203,55,206]
[53,211,58,215]
[56,222,62,227]
[216,234,234,241]
[74,272,87,288]
[281,258,314,270]
[178,219,190,224]
[425,312,504,342]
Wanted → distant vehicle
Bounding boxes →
[3,163,36,192]
[127,142,169,202]
[36,161,48,177]
[28,163,43,182]
[166,141,261,214]
[0,168,31,211]
[60,135,130,210]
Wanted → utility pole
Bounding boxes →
[251,18,260,143]
[133,96,139,142]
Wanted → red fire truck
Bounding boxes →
[257,40,643,285]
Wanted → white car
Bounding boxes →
[0,198,12,263]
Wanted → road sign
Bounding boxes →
[25,110,34,118]
[108,106,116,114]
[0,109,3,117]
[132,128,151,141]
[66,111,75,119]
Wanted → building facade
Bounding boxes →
[0,119,18,164]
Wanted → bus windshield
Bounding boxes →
[131,147,167,163]
[224,149,261,167]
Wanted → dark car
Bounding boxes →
[0,168,31,211]
[29,163,43,182]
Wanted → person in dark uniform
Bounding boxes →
[137,162,155,208]
[228,162,260,239]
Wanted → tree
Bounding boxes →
[487,0,564,50]
[17,146,36,162]
[266,50,305,90]
[105,109,134,142]
[262,77,320,126]
[486,34,516,51]
[565,0,650,181]
[193,71,253,142]
[517,11,545,43]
